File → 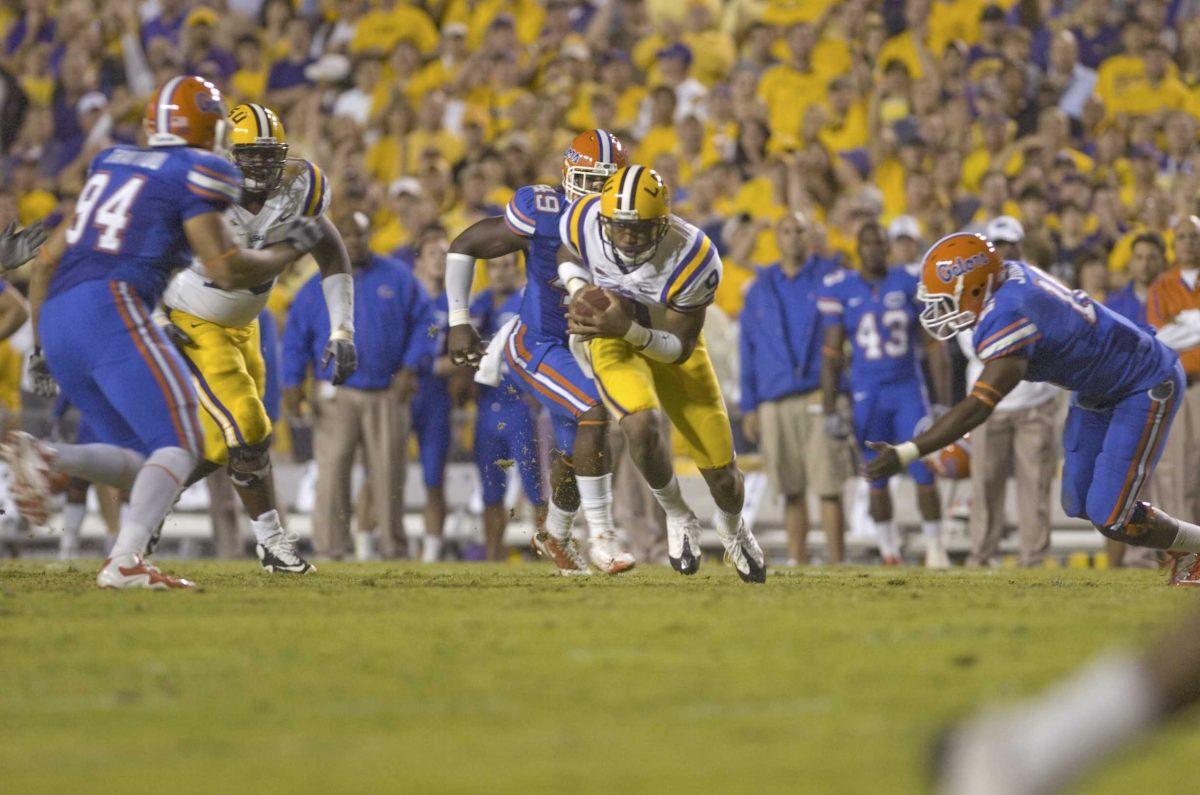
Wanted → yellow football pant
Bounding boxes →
[169,309,271,465]
[589,334,734,470]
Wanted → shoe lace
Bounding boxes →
[267,530,303,564]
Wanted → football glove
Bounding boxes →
[0,221,47,270]
[321,335,357,386]
[273,218,324,255]
[823,412,850,440]
[27,348,57,398]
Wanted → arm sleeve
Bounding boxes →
[739,287,759,413]
[402,280,435,372]
[281,287,315,388]
[973,306,1040,362]
[181,154,242,220]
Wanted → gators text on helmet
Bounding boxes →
[562,129,628,203]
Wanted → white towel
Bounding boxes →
[474,315,519,387]
[569,333,594,378]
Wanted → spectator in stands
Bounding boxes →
[740,212,849,565]
[960,217,1060,567]
[282,212,430,560]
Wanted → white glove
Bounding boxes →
[0,221,47,270]
[26,348,58,398]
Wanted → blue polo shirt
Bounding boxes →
[1105,283,1147,326]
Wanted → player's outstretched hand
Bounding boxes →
[322,336,357,385]
[27,348,58,398]
[863,441,902,480]
[823,412,850,439]
[566,287,633,339]
[448,324,485,368]
[0,221,47,270]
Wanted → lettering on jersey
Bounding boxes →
[883,290,907,309]
[822,270,847,287]
[101,149,168,170]
[935,251,990,283]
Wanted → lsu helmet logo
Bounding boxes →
[935,251,991,283]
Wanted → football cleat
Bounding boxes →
[532,531,591,576]
[933,715,1031,795]
[667,513,702,575]
[1167,552,1200,587]
[589,531,636,575]
[717,517,767,584]
[2,430,56,525]
[925,538,951,569]
[256,530,315,574]
[97,554,196,590]
[883,555,904,566]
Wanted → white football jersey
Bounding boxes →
[163,158,330,327]
[559,193,721,327]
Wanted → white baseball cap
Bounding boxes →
[887,215,921,242]
[986,215,1025,244]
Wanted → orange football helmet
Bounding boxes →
[562,129,628,202]
[925,436,971,480]
[143,75,230,151]
[917,233,1003,340]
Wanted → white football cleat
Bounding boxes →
[716,517,767,584]
[96,554,196,590]
[257,530,315,574]
[532,531,591,576]
[2,430,56,526]
[589,531,636,575]
[925,537,952,569]
[666,513,702,575]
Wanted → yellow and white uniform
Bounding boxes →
[560,192,733,469]
[162,158,329,464]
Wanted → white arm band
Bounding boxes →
[895,441,920,466]
[321,272,354,338]
[1155,322,1200,352]
[623,321,683,363]
[446,252,475,326]
[557,260,592,299]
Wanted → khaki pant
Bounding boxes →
[313,387,410,558]
[758,391,851,499]
[609,415,667,563]
[207,468,243,558]
[968,398,1058,566]
[1149,380,1200,525]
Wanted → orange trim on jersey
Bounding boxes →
[504,342,581,416]
[1105,391,1173,528]
[188,184,231,202]
[193,163,240,186]
[514,327,595,405]
[977,319,1025,351]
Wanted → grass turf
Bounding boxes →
[1,561,1198,793]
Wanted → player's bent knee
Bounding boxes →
[619,409,661,446]
[227,438,272,489]
[701,463,743,507]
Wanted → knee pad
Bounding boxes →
[228,438,272,489]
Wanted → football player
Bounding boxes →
[3,75,319,589]
[156,102,356,575]
[559,166,766,583]
[865,232,1200,585]
[445,130,635,576]
[818,221,952,567]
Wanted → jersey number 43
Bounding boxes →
[65,172,146,254]
[856,310,909,360]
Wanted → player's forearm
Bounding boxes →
[926,338,953,406]
[820,355,842,415]
[211,245,299,290]
[0,293,29,341]
[28,247,60,347]
[909,397,993,457]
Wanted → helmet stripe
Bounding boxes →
[620,165,642,213]
[595,129,611,163]
[157,75,186,136]
[250,103,270,138]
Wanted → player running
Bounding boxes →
[156,102,356,575]
[559,166,766,583]
[865,232,1200,585]
[3,75,319,590]
[818,221,952,567]
[445,130,634,576]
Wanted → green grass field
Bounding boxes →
[2,561,1198,793]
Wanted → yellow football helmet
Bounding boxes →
[598,165,670,269]
[228,102,288,193]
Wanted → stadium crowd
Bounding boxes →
[3,0,1200,566]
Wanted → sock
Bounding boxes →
[49,443,143,490]
[109,447,195,560]
[577,473,615,538]
[714,507,742,542]
[60,502,86,552]
[922,520,943,541]
[1168,519,1200,553]
[649,475,694,524]
[876,520,900,558]
[422,535,443,563]
[251,510,283,544]
[545,500,577,541]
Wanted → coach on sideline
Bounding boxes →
[740,212,850,565]
[282,212,432,559]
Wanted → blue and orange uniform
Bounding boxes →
[412,290,452,490]
[819,263,935,488]
[501,184,601,455]
[973,261,1182,529]
[41,144,242,456]
[471,288,544,507]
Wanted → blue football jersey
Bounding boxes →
[818,264,924,389]
[973,261,1177,400]
[471,288,525,404]
[50,145,241,305]
[505,184,569,341]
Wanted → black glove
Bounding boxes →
[27,348,58,398]
[321,335,357,386]
[0,221,47,270]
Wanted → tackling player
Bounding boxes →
[3,75,319,589]
[818,221,952,567]
[157,102,356,575]
[865,232,1200,585]
[445,130,634,576]
[560,166,766,583]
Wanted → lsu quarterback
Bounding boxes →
[157,102,357,575]
[558,166,766,583]
[3,75,320,590]
[444,130,635,576]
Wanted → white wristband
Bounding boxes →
[446,252,475,325]
[895,441,920,466]
[321,272,355,335]
[448,309,472,327]
[558,260,592,298]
